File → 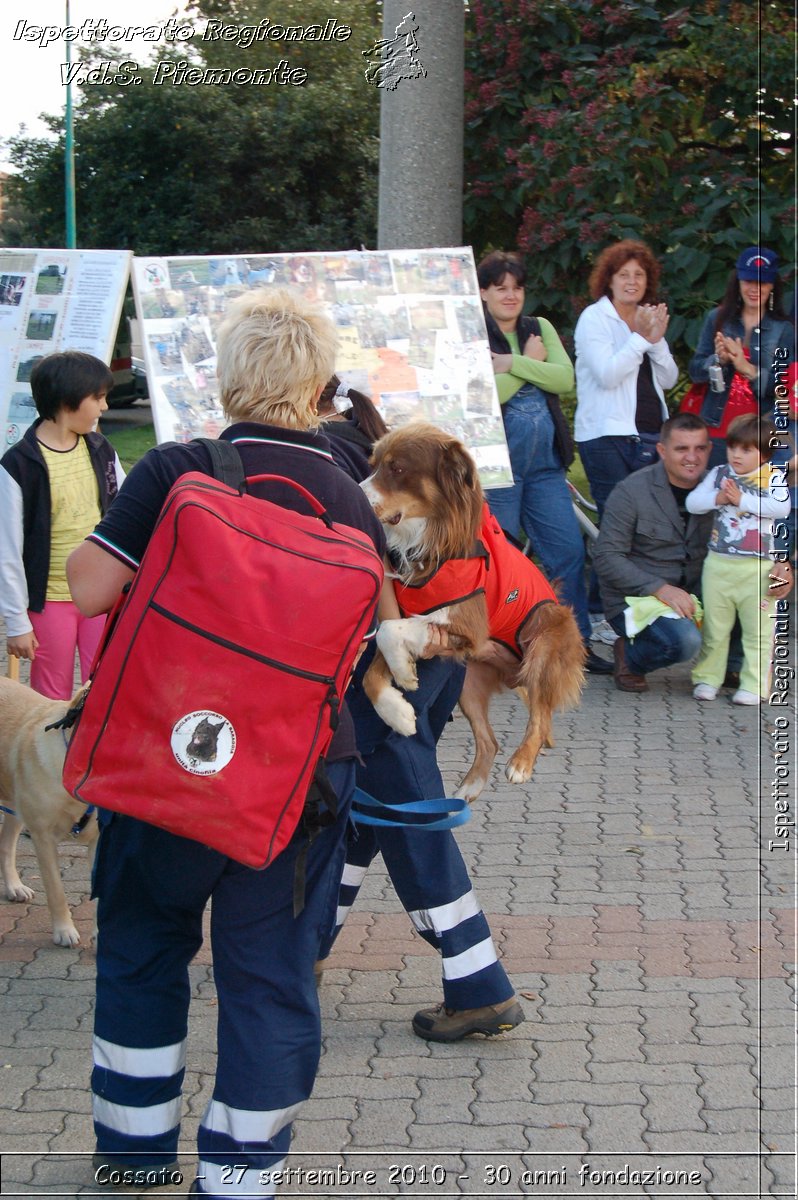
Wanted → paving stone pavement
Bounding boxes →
[0,644,795,1198]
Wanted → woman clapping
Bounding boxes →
[574,239,678,515]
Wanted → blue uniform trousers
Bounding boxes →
[91,760,354,1199]
[323,655,514,1011]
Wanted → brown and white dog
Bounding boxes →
[0,677,97,946]
[361,423,586,801]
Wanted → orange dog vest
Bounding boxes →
[393,504,557,656]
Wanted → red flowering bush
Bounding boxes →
[464,0,793,361]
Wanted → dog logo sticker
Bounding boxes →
[171,711,236,775]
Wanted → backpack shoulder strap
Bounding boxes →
[195,437,245,490]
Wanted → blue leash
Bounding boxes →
[1,800,94,840]
[351,787,470,831]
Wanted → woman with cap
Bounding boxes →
[688,246,794,468]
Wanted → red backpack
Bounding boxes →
[62,441,383,868]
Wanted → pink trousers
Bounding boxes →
[29,601,106,700]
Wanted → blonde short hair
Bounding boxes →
[216,288,337,429]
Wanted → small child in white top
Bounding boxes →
[687,414,790,704]
[0,352,125,699]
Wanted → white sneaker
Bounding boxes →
[732,689,760,706]
[590,616,619,645]
[693,683,718,701]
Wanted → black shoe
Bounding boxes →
[585,648,613,674]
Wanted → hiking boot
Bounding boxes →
[412,996,525,1042]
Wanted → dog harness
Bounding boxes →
[393,504,557,657]
[0,800,93,840]
[41,701,95,837]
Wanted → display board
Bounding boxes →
[131,248,512,488]
[0,249,132,447]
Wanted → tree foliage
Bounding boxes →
[463,0,794,356]
[1,0,381,255]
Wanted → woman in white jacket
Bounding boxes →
[574,239,678,516]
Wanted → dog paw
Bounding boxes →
[392,663,419,692]
[4,881,35,903]
[505,759,533,785]
[377,623,422,690]
[455,777,486,804]
[52,923,81,948]
[374,689,417,737]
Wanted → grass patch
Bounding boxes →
[102,423,157,472]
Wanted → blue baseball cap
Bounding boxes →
[736,246,779,283]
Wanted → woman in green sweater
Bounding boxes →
[478,251,608,669]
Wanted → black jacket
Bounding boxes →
[593,460,713,620]
[0,420,120,614]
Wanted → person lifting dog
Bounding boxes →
[67,292,384,1200]
[317,377,527,1043]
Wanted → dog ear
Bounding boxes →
[438,438,479,502]
[369,431,389,469]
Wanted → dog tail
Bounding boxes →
[518,603,586,713]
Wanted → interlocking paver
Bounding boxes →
[587,1023,645,1064]
[644,1041,757,1069]
[763,1153,796,1197]
[706,1154,775,1195]
[695,1062,760,1110]
[529,1041,592,1083]
[584,1103,647,1149]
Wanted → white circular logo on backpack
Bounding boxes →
[171,711,236,775]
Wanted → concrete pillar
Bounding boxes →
[376,1,464,250]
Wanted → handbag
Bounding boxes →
[679,371,757,438]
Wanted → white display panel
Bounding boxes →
[0,248,131,447]
[131,247,512,488]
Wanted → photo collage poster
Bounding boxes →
[131,248,513,489]
[0,249,131,447]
